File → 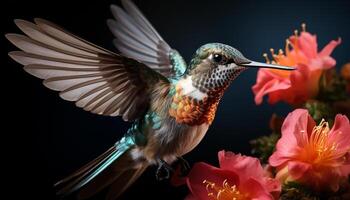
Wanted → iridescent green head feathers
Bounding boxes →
[188,43,250,71]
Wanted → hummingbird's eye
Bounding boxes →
[210,54,227,64]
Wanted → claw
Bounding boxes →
[176,157,190,176]
[155,159,174,181]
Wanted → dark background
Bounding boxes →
[2,0,349,199]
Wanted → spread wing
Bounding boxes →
[107,0,187,78]
[6,19,168,121]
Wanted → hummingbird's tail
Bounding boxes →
[55,137,148,200]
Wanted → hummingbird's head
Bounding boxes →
[187,43,294,94]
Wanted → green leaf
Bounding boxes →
[250,133,280,163]
[317,69,348,102]
[304,100,335,125]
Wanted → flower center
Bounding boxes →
[203,179,247,200]
[300,119,342,165]
[262,23,308,78]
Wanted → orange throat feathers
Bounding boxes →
[169,85,220,125]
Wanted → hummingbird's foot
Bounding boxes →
[176,156,191,176]
[155,159,174,181]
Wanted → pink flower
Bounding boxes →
[178,151,281,200]
[269,109,350,192]
[252,24,341,106]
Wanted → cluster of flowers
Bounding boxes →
[174,24,350,200]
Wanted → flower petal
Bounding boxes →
[298,32,318,58]
[328,114,350,152]
[240,178,274,200]
[269,109,315,166]
[288,160,311,180]
[171,165,187,186]
[319,38,341,57]
[321,56,337,69]
[185,194,197,200]
[284,109,316,147]
[252,69,291,105]
[186,162,239,200]
[218,151,264,183]
[265,178,282,199]
[340,163,350,177]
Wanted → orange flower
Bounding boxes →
[252,24,341,106]
[269,109,350,192]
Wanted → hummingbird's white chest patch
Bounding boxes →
[177,76,207,100]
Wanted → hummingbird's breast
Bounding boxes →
[168,76,222,125]
[135,77,223,163]
[142,117,209,163]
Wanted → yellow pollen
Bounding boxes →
[262,45,291,77]
[278,49,284,55]
[294,29,299,37]
[263,53,270,64]
[261,23,310,77]
[285,39,291,55]
[203,179,246,200]
[301,23,306,32]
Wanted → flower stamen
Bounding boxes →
[285,39,290,56]
[263,53,270,64]
[301,23,306,32]
[294,29,299,37]
[203,179,245,200]
[299,119,348,165]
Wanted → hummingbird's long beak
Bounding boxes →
[240,61,295,70]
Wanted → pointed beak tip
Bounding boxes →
[241,61,296,71]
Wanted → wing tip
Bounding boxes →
[5,33,24,44]
[59,92,75,102]
[43,79,61,91]
[110,4,118,10]
[13,19,27,31]
[5,33,31,50]
[110,4,124,14]
[34,18,54,28]
[4,33,13,40]
[23,65,46,79]
[106,19,115,27]
[121,0,139,13]
[106,18,114,23]
[33,18,46,24]
[13,19,26,25]
[8,51,15,57]
[8,51,23,62]
[14,19,40,33]
[120,0,130,8]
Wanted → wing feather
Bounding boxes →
[34,18,112,54]
[121,0,164,41]
[7,19,168,121]
[108,0,187,77]
[15,19,97,57]
[107,19,158,53]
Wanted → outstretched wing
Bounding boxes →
[7,19,168,121]
[107,0,187,78]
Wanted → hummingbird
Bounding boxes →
[6,0,294,199]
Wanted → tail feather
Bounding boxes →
[76,148,143,199]
[105,165,147,200]
[54,137,146,199]
[54,146,115,188]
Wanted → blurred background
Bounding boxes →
[2,0,349,199]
